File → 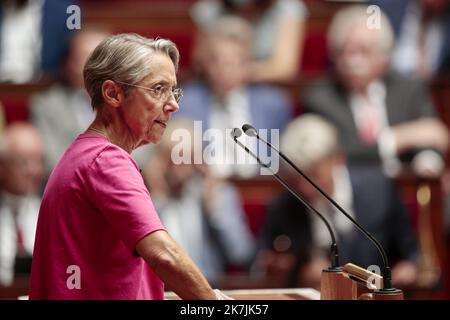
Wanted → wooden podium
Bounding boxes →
[320,263,404,300]
[166,263,404,300]
[165,288,320,300]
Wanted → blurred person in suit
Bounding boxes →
[0,123,44,286]
[0,0,77,83]
[143,119,255,284]
[255,115,419,289]
[371,0,450,79]
[178,15,292,178]
[303,5,449,178]
[191,0,307,83]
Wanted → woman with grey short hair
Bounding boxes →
[30,33,231,300]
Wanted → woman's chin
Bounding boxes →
[147,133,163,145]
[143,127,165,145]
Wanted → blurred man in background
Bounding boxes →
[179,15,292,178]
[304,5,449,178]
[0,123,44,286]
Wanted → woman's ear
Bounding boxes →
[101,80,124,108]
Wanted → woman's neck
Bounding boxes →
[86,110,139,154]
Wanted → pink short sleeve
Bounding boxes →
[85,145,165,253]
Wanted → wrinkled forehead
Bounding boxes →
[140,53,178,86]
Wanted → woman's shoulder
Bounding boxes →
[63,134,138,172]
[87,140,138,171]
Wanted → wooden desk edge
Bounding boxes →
[164,288,321,300]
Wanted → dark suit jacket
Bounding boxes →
[259,165,418,280]
[303,73,438,165]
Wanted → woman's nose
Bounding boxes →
[166,99,179,113]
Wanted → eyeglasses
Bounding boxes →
[115,81,183,103]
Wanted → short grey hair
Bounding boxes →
[281,115,339,171]
[83,33,180,108]
[327,5,394,57]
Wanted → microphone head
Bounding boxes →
[231,128,242,138]
[242,124,258,137]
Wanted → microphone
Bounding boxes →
[242,124,257,137]
[231,128,243,139]
[231,128,340,270]
[242,123,398,293]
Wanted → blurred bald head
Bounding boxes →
[0,122,44,195]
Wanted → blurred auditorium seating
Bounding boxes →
[0,81,52,124]
[227,171,448,298]
[0,277,29,300]
[81,0,197,76]
[0,0,345,122]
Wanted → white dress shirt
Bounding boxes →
[0,0,44,83]
[311,165,355,250]
[208,88,258,178]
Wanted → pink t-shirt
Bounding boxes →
[29,133,165,299]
